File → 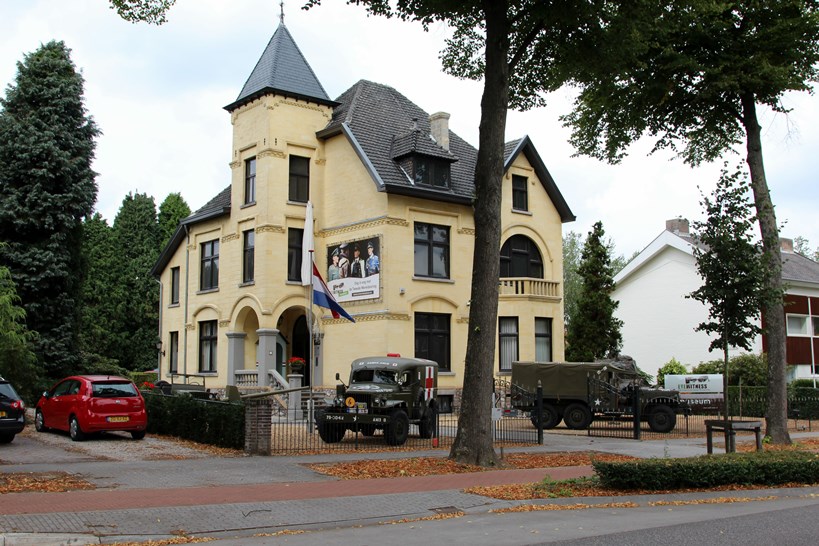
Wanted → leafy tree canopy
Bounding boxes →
[656,358,688,388]
[563,1,819,166]
[688,164,770,354]
[794,236,819,261]
[692,353,768,387]
[559,0,816,443]
[0,258,39,400]
[108,0,176,25]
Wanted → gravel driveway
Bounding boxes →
[0,410,238,466]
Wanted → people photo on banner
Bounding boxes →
[326,237,381,303]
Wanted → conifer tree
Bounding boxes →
[158,192,190,248]
[112,193,161,371]
[79,213,123,373]
[566,221,623,362]
[0,41,99,379]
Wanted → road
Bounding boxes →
[2,422,819,545]
[207,493,819,545]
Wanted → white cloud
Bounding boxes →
[1,0,817,255]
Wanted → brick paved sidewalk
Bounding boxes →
[3,465,593,515]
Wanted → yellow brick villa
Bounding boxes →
[151,23,575,409]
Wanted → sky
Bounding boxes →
[1,0,818,258]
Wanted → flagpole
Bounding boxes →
[308,249,314,432]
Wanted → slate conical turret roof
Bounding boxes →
[224,24,336,111]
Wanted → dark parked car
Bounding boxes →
[0,377,26,443]
[35,375,147,441]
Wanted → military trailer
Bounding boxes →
[510,358,688,433]
[315,355,438,446]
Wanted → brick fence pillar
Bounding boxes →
[244,398,272,455]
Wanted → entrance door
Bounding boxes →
[293,315,310,386]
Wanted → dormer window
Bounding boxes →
[413,156,450,188]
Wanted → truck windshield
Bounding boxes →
[352,369,398,385]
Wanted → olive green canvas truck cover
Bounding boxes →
[510,359,686,433]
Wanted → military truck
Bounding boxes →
[510,357,688,433]
[315,355,438,446]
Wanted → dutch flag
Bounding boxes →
[312,262,355,323]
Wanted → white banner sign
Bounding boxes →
[664,374,724,401]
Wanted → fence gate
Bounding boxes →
[493,379,543,445]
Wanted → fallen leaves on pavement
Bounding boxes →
[466,478,813,501]
[306,451,635,479]
[649,495,779,506]
[0,472,95,494]
[736,437,819,452]
[108,538,213,545]
[493,501,639,513]
[381,511,466,525]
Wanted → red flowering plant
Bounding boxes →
[287,356,306,374]
[141,381,155,391]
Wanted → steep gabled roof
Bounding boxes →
[614,226,819,290]
[318,80,475,204]
[224,24,336,112]
[151,186,231,277]
[504,137,575,223]
[316,79,574,218]
[782,251,819,286]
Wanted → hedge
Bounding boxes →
[143,391,245,449]
[593,451,819,490]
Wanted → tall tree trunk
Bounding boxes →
[741,93,791,444]
[449,0,510,466]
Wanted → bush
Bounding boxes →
[593,451,819,490]
[143,392,245,450]
[692,353,767,386]
[130,370,158,387]
[790,379,819,389]
[656,358,687,387]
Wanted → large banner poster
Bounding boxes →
[325,237,381,303]
[664,374,724,406]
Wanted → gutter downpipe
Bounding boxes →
[183,224,190,378]
[154,277,163,377]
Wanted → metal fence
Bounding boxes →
[253,386,818,454]
[490,380,818,442]
[259,380,543,454]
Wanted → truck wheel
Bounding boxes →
[530,404,562,429]
[563,403,592,430]
[647,405,676,433]
[385,409,409,446]
[419,408,437,439]
[315,410,346,443]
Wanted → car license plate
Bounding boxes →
[107,416,129,423]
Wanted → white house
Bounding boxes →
[612,219,819,382]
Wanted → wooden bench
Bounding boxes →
[705,419,763,454]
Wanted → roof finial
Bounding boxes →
[280,1,285,24]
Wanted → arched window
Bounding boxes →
[500,235,543,278]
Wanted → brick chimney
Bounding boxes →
[429,112,450,152]
[780,237,794,253]
[666,218,690,236]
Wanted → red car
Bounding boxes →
[35,375,148,441]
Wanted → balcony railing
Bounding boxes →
[498,278,560,299]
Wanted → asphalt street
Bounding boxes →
[1,427,818,545]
